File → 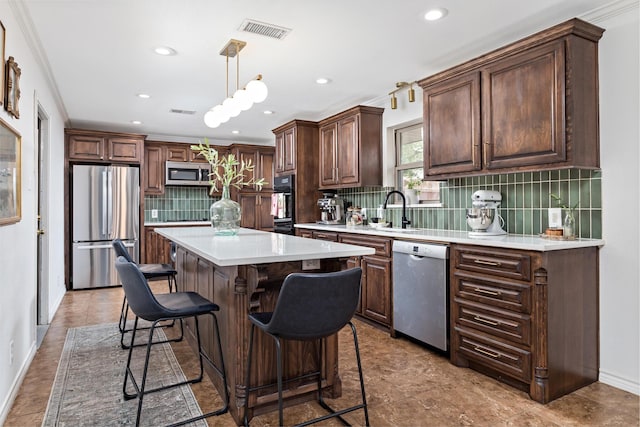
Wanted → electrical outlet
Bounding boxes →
[9,340,13,365]
[151,209,158,219]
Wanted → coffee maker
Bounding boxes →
[317,193,345,224]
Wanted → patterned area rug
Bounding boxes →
[42,323,206,427]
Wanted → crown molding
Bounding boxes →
[579,0,639,23]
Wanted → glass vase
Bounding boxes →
[563,211,575,238]
[210,186,241,236]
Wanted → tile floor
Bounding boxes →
[5,284,639,426]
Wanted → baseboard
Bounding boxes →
[0,341,37,425]
[600,370,640,395]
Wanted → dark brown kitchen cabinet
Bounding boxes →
[318,105,384,189]
[144,227,173,264]
[66,129,144,164]
[239,193,274,231]
[419,18,604,179]
[233,145,274,192]
[166,145,189,162]
[311,230,338,242]
[274,126,295,174]
[450,244,599,403]
[338,233,392,328]
[143,143,165,195]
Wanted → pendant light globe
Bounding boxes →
[222,97,241,118]
[233,89,254,111]
[204,109,221,128]
[246,78,268,103]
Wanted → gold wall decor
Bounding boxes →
[0,117,21,225]
[5,56,20,119]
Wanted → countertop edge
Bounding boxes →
[294,223,604,252]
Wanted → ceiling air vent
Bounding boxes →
[169,109,196,115]
[239,19,291,40]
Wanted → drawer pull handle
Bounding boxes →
[473,259,501,267]
[474,346,501,359]
[474,315,500,326]
[474,287,501,297]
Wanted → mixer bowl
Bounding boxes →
[466,208,495,231]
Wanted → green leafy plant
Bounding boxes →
[550,193,578,215]
[191,139,266,195]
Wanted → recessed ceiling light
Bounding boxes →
[263,110,274,115]
[231,130,240,134]
[424,8,448,21]
[154,46,177,56]
[316,77,331,85]
[131,120,142,125]
[137,93,151,99]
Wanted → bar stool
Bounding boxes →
[115,256,229,427]
[243,267,369,427]
[112,239,179,349]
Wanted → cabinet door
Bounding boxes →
[144,227,158,264]
[337,114,360,185]
[482,41,565,169]
[239,194,258,229]
[108,137,142,163]
[361,255,392,326]
[68,135,105,161]
[166,145,189,162]
[283,127,296,172]
[257,193,274,231]
[275,131,285,174]
[258,150,274,191]
[319,123,338,187]
[423,72,481,176]
[144,144,164,195]
[234,147,257,193]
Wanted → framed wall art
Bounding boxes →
[5,56,20,118]
[0,117,21,225]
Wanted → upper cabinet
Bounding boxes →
[419,18,604,179]
[66,129,145,164]
[232,145,274,192]
[318,105,384,189]
[272,120,320,224]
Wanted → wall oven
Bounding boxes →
[273,174,295,235]
[165,161,211,186]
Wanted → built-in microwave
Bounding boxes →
[165,161,211,186]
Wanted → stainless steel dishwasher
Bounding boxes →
[392,240,449,351]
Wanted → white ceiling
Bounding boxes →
[20,0,612,145]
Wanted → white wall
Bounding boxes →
[589,1,639,394]
[0,2,67,423]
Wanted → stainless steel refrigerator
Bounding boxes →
[72,164,140,289]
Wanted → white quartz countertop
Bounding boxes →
[294,223,605,252]
[155,227,375,267]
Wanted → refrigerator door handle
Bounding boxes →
[107,168,113,236]
[76,241,135,250]
[101,169,108,236]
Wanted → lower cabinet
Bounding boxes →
[239,193,274,231]
[338,234,392,328]
[450,244,599,403]
[144,227,173,264]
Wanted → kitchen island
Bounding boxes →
[154,227,375,425]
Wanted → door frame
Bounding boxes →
[36,98,51,325]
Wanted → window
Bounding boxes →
[395,123,440,204]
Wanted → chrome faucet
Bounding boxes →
[383,190,411,229]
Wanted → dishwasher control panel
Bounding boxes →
[392,240,448,259]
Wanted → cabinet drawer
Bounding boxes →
[454,246,531,281]
[455,326,531,383]
[338,234,392,257]
[455,297,531,346]
[453,270,532,313]
[312,231,338,242]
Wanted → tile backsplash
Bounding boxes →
[144,187,216,223]
[338,169,602,239]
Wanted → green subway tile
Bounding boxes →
[499,174,508,184]
[591,179,601,208]
[570,169,580,179]
[569,180,580,209]
[559,169,569,180]
[516,173,524,183]
[532,182,541,208]
[515,184,523,209]
[540,170,550,181]
[514,210,523,234]
[591,210,602,239]
[592,170,601,178]
[523,210,533,235]
[523,183,533,208]
[579,210,591,239]
[551,170,560,180]
[533,209,542,235]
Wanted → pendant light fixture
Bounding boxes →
[204,39,268,128]
[389,81,416,110]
